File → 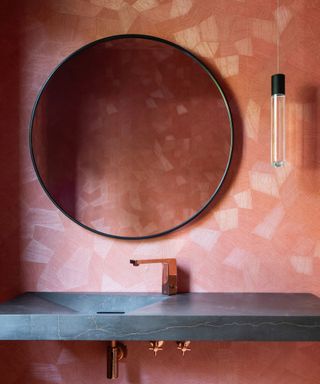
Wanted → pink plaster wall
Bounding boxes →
[0,0,320,383]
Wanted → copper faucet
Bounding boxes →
[130,258,177,295]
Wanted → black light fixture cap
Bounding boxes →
[272,73,285,96]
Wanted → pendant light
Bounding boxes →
[271,73,285,167]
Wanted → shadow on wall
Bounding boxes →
[177,265,190,292]
[298,86,320,169]
[295,86,320,193]
[0,0,22,301]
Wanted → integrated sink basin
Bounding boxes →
[1,292,320,341]
[0,292,167,315]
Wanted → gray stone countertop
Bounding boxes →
[1,292,320,341]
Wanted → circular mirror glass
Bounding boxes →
[31,35,233,239]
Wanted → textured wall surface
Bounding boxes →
[0,0,320,382]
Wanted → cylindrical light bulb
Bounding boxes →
[271,73,286,167]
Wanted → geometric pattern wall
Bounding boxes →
[1,0,320,382]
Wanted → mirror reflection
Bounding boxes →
[31,36,233,239]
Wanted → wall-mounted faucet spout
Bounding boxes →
[130,258,177,295]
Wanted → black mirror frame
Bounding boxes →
[29,34,234,240]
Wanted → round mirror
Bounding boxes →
[30,35,233,239]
